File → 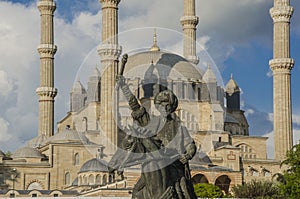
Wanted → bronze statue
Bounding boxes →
[109,54,197,199]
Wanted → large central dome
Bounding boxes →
[123,51,202,81]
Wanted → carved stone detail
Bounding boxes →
[270,6,293,23]
[180,16,199,26]
[37,1,56,14]
[269,58,294,71]
[36,87,57,98]
[97,44,122,61]
[37,44,57,58]
[99,0,120,8]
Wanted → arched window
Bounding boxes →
[96,174,101,185]
[82,117,88,131]
[65,172,70,185]
[74,153,80,165]
[83,176,87,185]
[88,174,94,185]
[102,174,107,185]
[79,176,82,186]
[237,144,256,159]
[109,174,113,183]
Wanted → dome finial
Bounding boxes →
[230,73,233,79]
[150,28,160,52]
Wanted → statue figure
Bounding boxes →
[109,54,197,199]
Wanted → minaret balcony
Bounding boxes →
[270,6,293,23]
[37,0,56,14]
[269,58,294,71]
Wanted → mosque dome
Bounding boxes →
[226,74,240,95]
[12,146,45,159]
[79,158,109,173]
[46,128,90,145]
[123,51,202,81]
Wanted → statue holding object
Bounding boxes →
[109,54,197,199]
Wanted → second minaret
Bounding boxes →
[36,0,57,137]
[269,0,294,160]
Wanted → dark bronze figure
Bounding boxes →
[109,54,197,199]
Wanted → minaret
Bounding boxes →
[98,0,122,154]
[36,0,57,137]
[269,0,294,160]
[225,74,241,111]
[180,0,199,65]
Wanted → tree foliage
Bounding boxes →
[277,144,300,198]
[231,180,281,199]
[193,183,224,198]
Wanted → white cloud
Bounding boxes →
[0,2,102,152]
[267,113,274,123]
[0,70,13,96]
[245,109,255,117]
[266,70,273,78]
[292,114,300,126]
[0,117,11,142]
[293,129,300,145]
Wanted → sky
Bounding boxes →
[0,0,300,158]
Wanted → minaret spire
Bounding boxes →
[180,0,199,64]
[269,0,294,160]
[98,0,122,154]
[36,0,57,137]
[150,29,160,52]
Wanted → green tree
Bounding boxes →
[231,180,281,199]
[277,144,300,198]
[193,183,224,198]
[5,151,12,158]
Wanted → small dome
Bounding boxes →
[12,146,45,159]
[203,65,216,83]
[72,80,86,94]
[79,158,108,173]
[123,51,202,81]
[46,128,90,145]
[226,74,240,95]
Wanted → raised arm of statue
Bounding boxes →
[117,54,150,126]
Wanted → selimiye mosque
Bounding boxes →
[0,0,295,197]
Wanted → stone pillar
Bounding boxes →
[98,0,122,154]
[36,0,57,137]
[269,0,294,160]
[180,0,199,64]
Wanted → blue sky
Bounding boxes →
[0,0,300,158]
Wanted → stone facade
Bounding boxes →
[0,0,294,197]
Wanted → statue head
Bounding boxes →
[154,90,178,116]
